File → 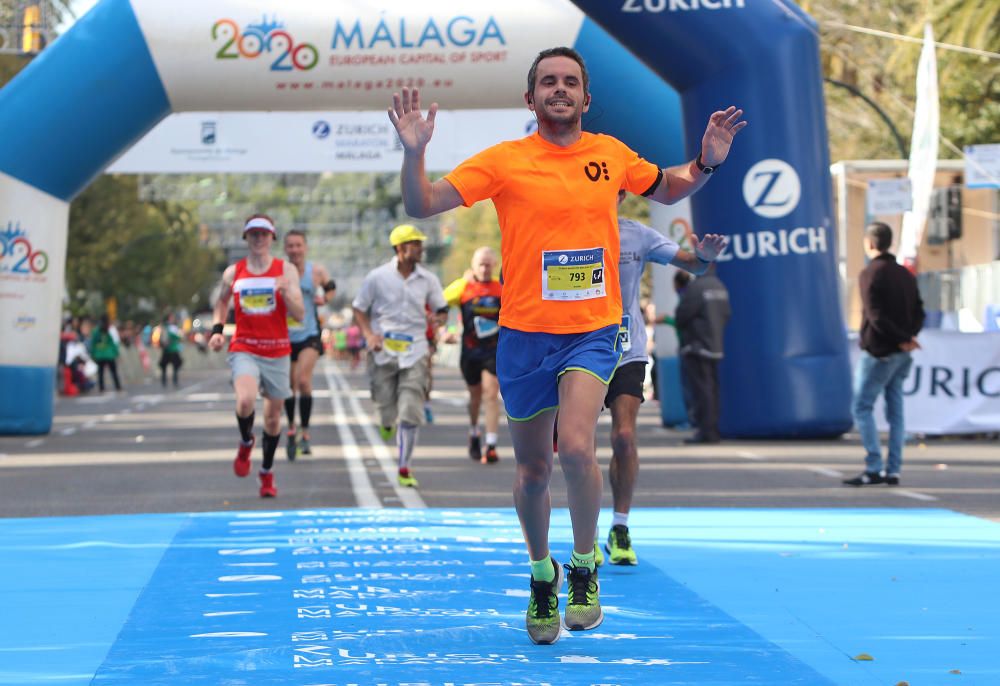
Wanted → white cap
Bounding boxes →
[243,216,276,236]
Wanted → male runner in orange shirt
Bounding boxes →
[388,46,746,644]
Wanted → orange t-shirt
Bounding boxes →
[444,132,662,334]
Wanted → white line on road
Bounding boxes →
[25,439,44,448]
[327,362,425,509]
[808,467,843,478]
[737,451,764,460]
[323,364,380,509]
[59,427,76,436]
[894,489,938,502]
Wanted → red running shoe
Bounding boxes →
[233,436,254,477]
[483,445,499,464]
[258,471,277,498]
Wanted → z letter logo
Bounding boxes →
[742,159,801,219]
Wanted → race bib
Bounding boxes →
[542,248,605,301]
[472,316,499,339]
[239,287,276,315]
[619,314,632,352]
[383,331,414,356]
[287,316,304,332]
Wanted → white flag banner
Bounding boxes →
[849,330,1000,435]
[898,23,939,266]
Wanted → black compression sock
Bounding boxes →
[261,432,280,471]
[299,395,313,429]
[237,412,255,443]
[284,397,296,427]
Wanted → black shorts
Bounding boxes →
[159,351,182,368]
[290,335,323,362]
[605,360,646,408]
[460,351,497,386]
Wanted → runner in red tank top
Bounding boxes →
[209,214,305,498]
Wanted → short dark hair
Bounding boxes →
[866,222,893,252]
[285,229,307,242]
[674,270,691,289]
[526,47,589,95]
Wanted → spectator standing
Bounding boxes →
[89,314,122,393]
[159,312,184,388]
[844,222,924,487]
[676,265,731,444]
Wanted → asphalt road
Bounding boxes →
[1,354,998,521]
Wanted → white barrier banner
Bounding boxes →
[849,329,1000,435]
[0,172,70,367]
[132,0,585,111]
[107,109,536,174]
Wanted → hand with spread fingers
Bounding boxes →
[693,233,729,262]
[388,87,439,154]
[700,106,747,166]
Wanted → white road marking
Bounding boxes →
[59,427,76,436]
[327,361,425,509]
[894,489,938,502]
[323,363,380,508]
[737,451,764,460]
[808,467,843,478]
[25,439,44,448]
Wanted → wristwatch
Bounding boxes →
[695,154,719,175]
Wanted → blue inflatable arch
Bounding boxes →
[0,0,851,436]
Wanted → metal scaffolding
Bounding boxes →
[0,1,67,55]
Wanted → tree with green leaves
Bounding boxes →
[66,175,221,321]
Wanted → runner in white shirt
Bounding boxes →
[600,190,727,565]
[352,224,448,488]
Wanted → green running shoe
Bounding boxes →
[298,436,311,456]
[594,540,604,567]
[378,425,396,442]
[605,524,638,566]
[526,558,563,645]
[397,472,419,488]
[563,563,603,631]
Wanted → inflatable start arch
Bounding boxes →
[0,0,852,437]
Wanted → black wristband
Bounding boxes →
[211,323,224,336]
[695,253,711,264]
[695,154,719,175]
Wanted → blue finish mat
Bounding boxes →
[2,508,998,685]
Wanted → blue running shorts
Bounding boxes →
[497,323,621,421]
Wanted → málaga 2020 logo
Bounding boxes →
[1,221,49,275]
[212,15,318,71]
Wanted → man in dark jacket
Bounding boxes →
[676,265,731,443]
[844,222,925,487]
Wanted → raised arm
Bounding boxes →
[649,106,747,206]
[388,87,464,218]
[670,234,729,275]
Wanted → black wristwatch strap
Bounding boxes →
[696,154,718,175]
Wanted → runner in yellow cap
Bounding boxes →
[352,224,447,488]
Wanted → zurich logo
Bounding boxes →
[742,159,801,219]
[312,121,331,139]
[558,254,569,265]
